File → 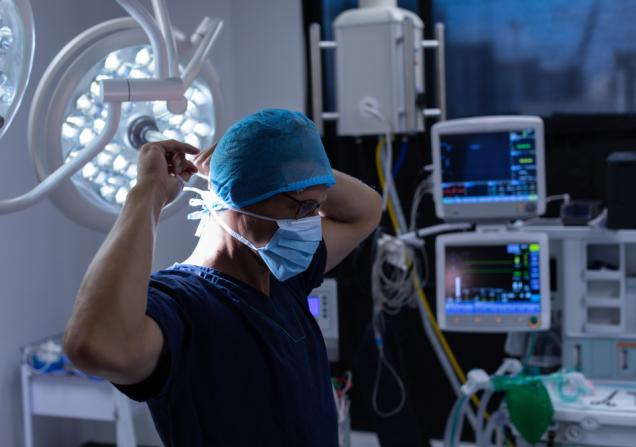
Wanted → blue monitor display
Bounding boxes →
[444,243,541,315]
[440,129,538,204]
[308,295,321,317]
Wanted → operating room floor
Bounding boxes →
[350,433,474,447]
[350,431,380,446]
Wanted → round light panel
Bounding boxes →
[61,45,216,211]
[0,0,35,140]
[28,18,224,231]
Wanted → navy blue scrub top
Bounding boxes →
[114,241,338,447]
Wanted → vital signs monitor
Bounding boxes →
[308,278,339,361]
[431,116,546,221]
[436,232,550,332]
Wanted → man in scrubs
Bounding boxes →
[64,109,382,446]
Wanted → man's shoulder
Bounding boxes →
[149,267,199,290]
[148,268,220,303]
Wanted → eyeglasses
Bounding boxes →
[282,193,321,219]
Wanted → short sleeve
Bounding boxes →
[113,279,188,402]
[301,239,327,294]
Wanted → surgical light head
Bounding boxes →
[28,18,224,231]
[0,0,34,140]
[208,109,335,210]
[61,45,215,209]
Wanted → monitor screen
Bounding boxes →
[436,232,550,332]
[444,243,541,315]
[432,116,546,221]
[440,129,538,204]
[307,295,321,318]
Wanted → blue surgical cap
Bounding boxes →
[209,109,335,209]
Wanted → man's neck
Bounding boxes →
[182,227,271,296]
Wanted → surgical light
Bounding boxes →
[59,44,216,209]
[0,0,34,140]
[25,14,224,231]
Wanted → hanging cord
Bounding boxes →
[392,138,409,178]
[374,141,470,385]
[370,235,412,417]
[332,371,353,421]
[371,315,408,418]
[374,141,486,421]
[409,167,435,232]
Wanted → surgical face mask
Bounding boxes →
[211,207,322,282]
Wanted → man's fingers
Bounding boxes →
[142,139,200,156]
[160,139,200,155]
[191,142,216,178]
[201,143,216,159]
[183,160,198,174]
[180,170,195,183]
[168,157,197,179]
[194,143,216,165]
[175,174,187,187]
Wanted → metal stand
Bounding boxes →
[21,365,141,447]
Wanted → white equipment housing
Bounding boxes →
[308,1,446,136]
[333,7,424,136]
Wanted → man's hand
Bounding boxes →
[190,142,217,180]
[137,140,200,207]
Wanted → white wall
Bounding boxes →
[228,0,306,118]
[0,0,304,445]
[152,0,306,273]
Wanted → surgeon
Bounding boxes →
[64,109,382,447]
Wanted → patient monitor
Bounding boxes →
[431,116,546,221]
[436,232,550,332]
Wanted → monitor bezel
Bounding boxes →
[435,231,551,333]
[432,116,546,222]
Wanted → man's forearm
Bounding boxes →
[320,169,381,225]
[64,182,164,365]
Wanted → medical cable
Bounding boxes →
[370,235,410,416]
[480,409,506,447]
[443,394,470,447]
[367,100,476,425]
[363,99,408,232]
[545,193,571,207]
[362,102,393,210]
[375,140,468,387]
[522,332,538,368]
[392,138,409,178]
[381,141,409,232]
[408,171,434,232]
[370,325,408,417]
[368,134,412,417]
[474,390,494,446]
[375,138,479,428]
[332,372,352,426]
[475,391,516,447]
[374,139,400,231]
[371,235,414,315]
